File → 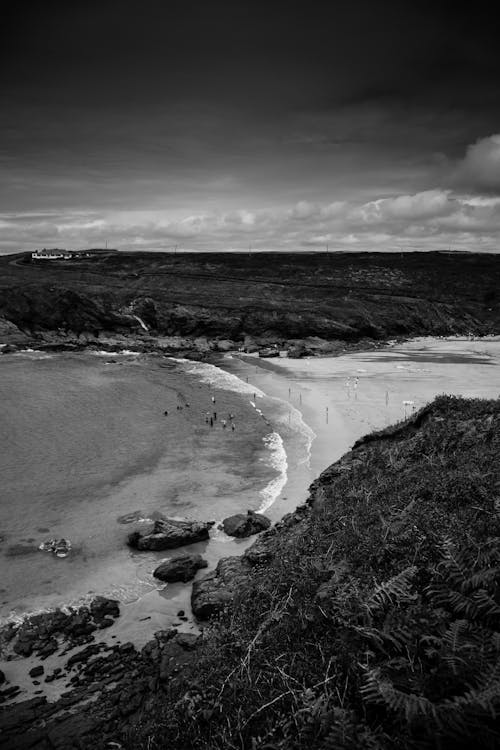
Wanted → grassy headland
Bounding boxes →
[127,395,500,750]
[0,251,499,349]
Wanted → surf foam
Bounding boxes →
[173,358,265,398]
[258,431,288,512]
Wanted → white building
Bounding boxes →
[31,248,74,260]
[31,248,116,261]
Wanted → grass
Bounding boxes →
[125,395,500,749]
[1,251,499,340]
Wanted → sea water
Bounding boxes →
[0,351,293,621]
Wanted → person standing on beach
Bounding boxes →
[213,411,217,420]
[210,417,213,427]
[222,419,227,428]
[212,395,216,404]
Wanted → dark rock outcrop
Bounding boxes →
[191,507,310,620]
[191,556,250,619]
[2,251,499,347]
[222,509,271,538]
[153,553,208,582]
[128,518,213,551]
[4,597,120,662]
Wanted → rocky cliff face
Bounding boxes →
[0,251,499,346]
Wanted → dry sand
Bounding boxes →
[225,336,500,510]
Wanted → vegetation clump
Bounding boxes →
[130,396,500,749]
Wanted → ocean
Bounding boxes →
[0,350,295,622]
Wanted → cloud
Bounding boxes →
[454,134,500,193]
[349,190,454,224]
[2,187,500,255]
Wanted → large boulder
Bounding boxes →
[0,317,29,346]
[214,339,235,352]
[222,510,271,538]
[128,518,213,551]
[153,553,208,583]
[191,556,251,619]
[90,596,120,622]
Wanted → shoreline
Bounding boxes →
[0,348,314,707]
[2,334,500,710]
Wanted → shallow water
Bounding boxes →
[0,352,285,619]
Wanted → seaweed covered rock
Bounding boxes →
[221,510,271,538]
[153,553,208,583]
[128,518,214,551]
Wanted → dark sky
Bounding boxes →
[1,0,499,253]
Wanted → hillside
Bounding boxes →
[0,252,499,349]
[126,395,500,750]
[1,396,499,749]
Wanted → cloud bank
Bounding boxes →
[1,136,499,255]
[454,135,500,194]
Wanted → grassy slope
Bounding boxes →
[129,396,500,750]
[1,251,499,339]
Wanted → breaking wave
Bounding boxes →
[258,432,288,512]
[172,358,265,398]
[90,349,140,357]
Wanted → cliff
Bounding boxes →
[3,396,497,749]
[1,252,499,349]
[127,395,500,750]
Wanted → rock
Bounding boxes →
[214,339,234,352]
[243,529,278,565]
[0,317,28,346]
[153,553,208,583]
[47,714,101,748]
[98,617,115,629]
[222,510,271,538]
[90,596,120,621]
[158,633,201,682]
[243,335,259,353]
[66,643,103,669]
[191,556,250,619]
[287,342,310,358]
[13,637,35,657]
[128,517,213,551]
[29,665,44,678]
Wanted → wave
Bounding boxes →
[172,358,265,398]
[270,400,316,469]
[12,349,54,360]
[90,349,141,357]
[258,432,288,512]
[0,579,155,629]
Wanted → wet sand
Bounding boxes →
[224,337,500,493]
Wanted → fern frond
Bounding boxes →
[354,625,407,654]
[361,668,437,721]
[443,619,471,654]
[366,566,417,614]
[463,567,499,594]
[471,590,500,622]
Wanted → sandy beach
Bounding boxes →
[2,336,500,704]
[221,336,500,515]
